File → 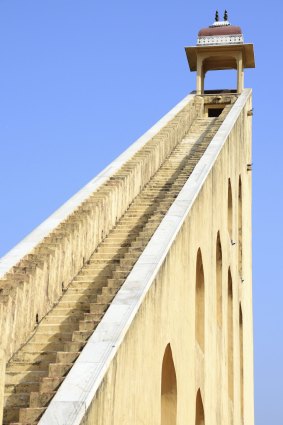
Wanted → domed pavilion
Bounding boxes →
[185,11,255,94]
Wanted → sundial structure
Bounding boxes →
[0,12,255,425]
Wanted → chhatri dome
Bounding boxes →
[197,10,244,46]
[185,11,255,94]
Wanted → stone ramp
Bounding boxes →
[3,109,231,424]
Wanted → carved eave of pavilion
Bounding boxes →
[185,43,255,72]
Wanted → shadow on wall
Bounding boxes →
[161,344,177,425]
[195,389,205,425]
[196,249,205,351]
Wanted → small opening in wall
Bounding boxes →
[195,249,205,351]
[161,344,177,425]
[208,108,223,117]
[195,389,205,425]
[228,179,233,239]
[36,314,39,324]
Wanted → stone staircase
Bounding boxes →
[3,107,231,424]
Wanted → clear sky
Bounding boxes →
[0,0,281,423]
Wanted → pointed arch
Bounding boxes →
[239,304,244,421]
[228,179,233,239]
[238,176,243,278]
[195,389,205,425]
[228,268,234,401]
[196,249,205,351]
[216,232,222,326]
[161,344,177,425]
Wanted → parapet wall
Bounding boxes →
[0,94,202,361]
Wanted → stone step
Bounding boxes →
[101,287,119,297]
[5,370,47,385]
[21,342,64,353]
[39,377,64,393]
[3,405,20,423]
[87,257,112,268]
[89,253,125,260]
[70,279,106,289]
[84,312,103,321]
[74,268,113,277]
[107,278,124,288]
[119,258,138,268]
[5,381,40,395]
[56,351,79,364]
[61,293,97,303]
[112,270,128,279]
[88,258,120,265]
[37,323,78,333]
[96,292,115,304]
[4,392,29,408]
[29,391,56,408]
[42,314,83,325]
[55,301,90,310]
[63,341,84,352]
[12,351,57,364]
[49,307,86,317]
[48,363,73,378]
[122,253,141,261]
[89,303,109,314]
[79,320,99,332]
[95,246,129,255]
[6,361,50,373]
[65,280,102,294]
[72,330,93,343]
[68,279,103,294]
[72,275,101,283]
[19,406,46,423]
[31,332,72,343]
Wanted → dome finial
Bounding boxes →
[224,10,229,21]
[215,10,219,22]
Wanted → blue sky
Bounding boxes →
[0,1,282,423]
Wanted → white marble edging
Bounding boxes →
[0,94,194,278]
[39,89,251,425]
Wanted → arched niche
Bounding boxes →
[195,389,205,425]
[228,179,233,240]
[196,249,205,351]
[238,176,243,278]
[161,344,177,425]
[216,232,222,326]
[239,304,244,421]
[228,268,234,401]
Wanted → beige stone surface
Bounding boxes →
[71,92,253,425]
[0,89,254,425]
[0,349,5,425]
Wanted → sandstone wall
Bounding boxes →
[72,92,254,425]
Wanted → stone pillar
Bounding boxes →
[0,348,5,424]
[201,67,205,95]
[237,55,244,93]
[196,57,203,95]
